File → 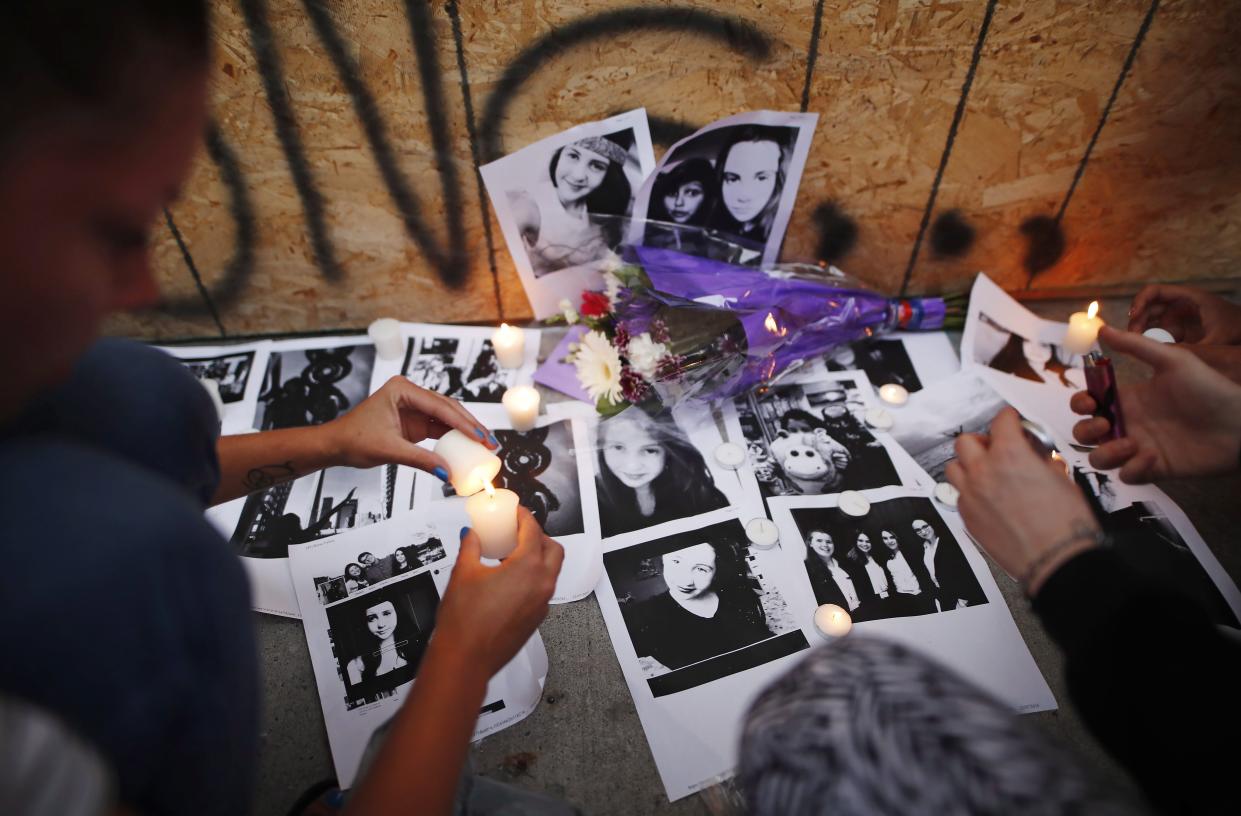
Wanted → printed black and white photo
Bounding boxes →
[402,336,509,403]
[824,338,923,392]
[605,519,808,697]
[629,111,817,266]
[790,496,987,622]
[481,110,656,318]
[311,522,446,605]
[735,378,901,499]
[1073,469,1239,628]
[431,419,585,538]
[593,409,731,538]
[179,350,255,403]
[973,312,1081,389]
[890,371,1009,483]
[324,573,439,709]
[231,465,396,559]
[254,343,376,430]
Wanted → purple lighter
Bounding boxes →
[1084,351,1126,440]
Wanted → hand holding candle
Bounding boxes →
[466,482,520,559]
[433,429,501,496]
[1064,301,1103,356]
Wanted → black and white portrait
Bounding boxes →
[973,312,1081,389]
[481,110,655,319]
[325,573,438,709]
[890,372,1009,483]
[402,334,513,403]
[254,343,376,430]
[605,519,808,697]
[791,496,988,622]
[430,419,585,538]
[735,378,901,500]
[825,339,923,393]
[312,525,446,605]
[179,350,255,403]
[594,409,731,538]
[630,111,817,266]
[231,465,396,559]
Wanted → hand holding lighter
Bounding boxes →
[1083,352,1126,440]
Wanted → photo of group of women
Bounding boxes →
[729,376,906,504]
[311,528,447,606]
[324,572,438,710]
[789,496,987,622]
[593,408,742,539]
[629,110,817,267]
[481,109,656,319]
[604,518,808,697]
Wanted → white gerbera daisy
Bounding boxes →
[558,298,579,324]
[574,330,623,403]
[625,333,668,380]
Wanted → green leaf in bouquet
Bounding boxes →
[595,393,630,417]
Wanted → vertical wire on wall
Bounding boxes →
[162,208,227,337]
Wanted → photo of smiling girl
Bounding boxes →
[595,410,729,537]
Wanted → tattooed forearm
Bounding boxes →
[243,461,298,491]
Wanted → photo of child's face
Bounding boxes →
[365,601,397,639]
[555,143,609,205]
[663,181,705,223]
[721,140,780,223]
[662,542,716,601]
[602,417,666,489]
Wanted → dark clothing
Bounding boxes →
[923,535,987,609]
[804,556,860,614]
[364,556,394,585]
[597,477,729,538]
[1034,548,1241,814]
[0,339,259,815]
[625,590,773,671]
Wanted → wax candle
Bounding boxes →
[433,429,501,497]
[813,603,853,639]
[745,517,780,549]
[878,383,909,406]
[492,323,526,369]
[466,483,520,559]
[502,385,540,432]
[1064,301,1103,355]
[367,318,404,360]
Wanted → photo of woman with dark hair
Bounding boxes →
[509,131,635,278]
[707,125,789,251]
[845,531,893,621]
[879,528,936,616]
[343,563,369,595]
[391,548,414,576]
[622,539,773,673]
[644,158,716,252]
[596,410,729,537]
[345,599,419,687]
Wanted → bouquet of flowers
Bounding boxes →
[551,243,965,415]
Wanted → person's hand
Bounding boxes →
[433,509,564,677]
[324,376,497,475]
[946,408,1101,596]
[1071,326,1241,482]
[1127,284,1241,344]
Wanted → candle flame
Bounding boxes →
[1087,301,1099,319]
[764,312,787,337]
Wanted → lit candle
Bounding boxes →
[367,318,404,360]
[813,603,853,639]
[432,429,501,497]
[501,385,541,432]
[1064,301,1103,355]
[877,383,909,406]
[465,482,520,559]
[492,323,526,369]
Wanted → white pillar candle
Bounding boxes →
[877,383,909,406]
[492,323,526,369]
[466,484,520,559]
[502,385,541,432]
[432,429,501,497]
[1063,301,1103,355]
[813,603,853,639]
[367,318,405,360]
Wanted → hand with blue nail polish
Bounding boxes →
[320,376,497,478]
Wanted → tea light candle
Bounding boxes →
[934,481,960,509]
[492,323,526,369]
[367,318,404,360]
[502,385,540,432]
[745,517,780,550]
[838,490,871,517]
[878,383,909,406]
[433,429,501,497]
[864,407,894,430]
[465,483,520,559]
[1142,327,1175,344]
[813,604,853,639]
[1064,301,1103,355]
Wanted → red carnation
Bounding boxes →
[580,291,611,318]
